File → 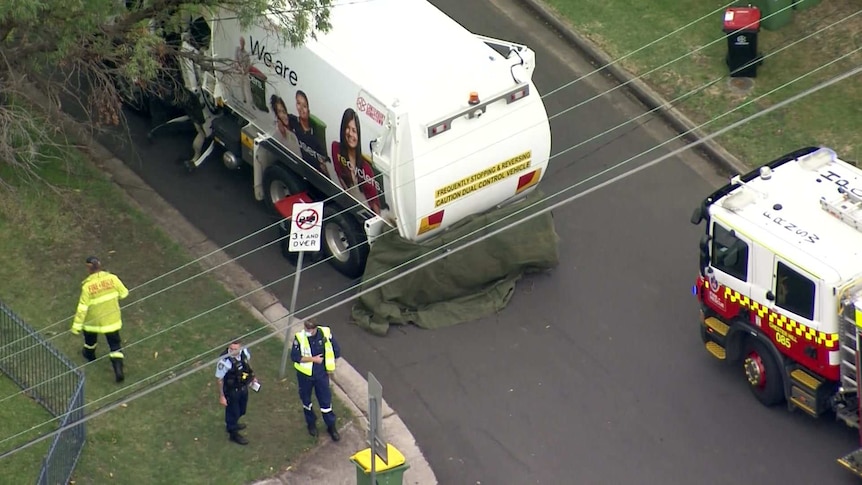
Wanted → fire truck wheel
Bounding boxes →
[322,208,368,279]
[262,165,307,215]
[742,339,784,406]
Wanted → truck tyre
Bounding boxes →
[742,339,784,407]
[323,206,368,279]
[262,165,307,215]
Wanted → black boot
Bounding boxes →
[307,424,318,437]
[229,432,249,445]
[111,359,125,383]
[82,348,96,362]
[327,425,341,442]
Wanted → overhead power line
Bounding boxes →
[1,54,858,457]
[6,0,824,352]
[2,5,857,396]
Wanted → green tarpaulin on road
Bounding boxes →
[351,191,559,335]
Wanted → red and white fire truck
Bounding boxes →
[691,146,862,476]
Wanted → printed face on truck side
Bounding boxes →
[345,118,358,151]
[296,91,310,125]
[275,101,288,126]
[270,95,289,137]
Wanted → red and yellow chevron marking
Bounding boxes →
[515,169,542,194]
[418,211,444,236]
[723,287,838,349]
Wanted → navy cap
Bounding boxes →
[85,256,100,265]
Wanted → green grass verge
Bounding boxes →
[0,132,349,483]
[543,0,862,167]
[0,376,52,481]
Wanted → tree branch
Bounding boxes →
[0,16,15,44]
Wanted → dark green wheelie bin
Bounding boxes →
[753,0,794,30]
[794,0,821,11]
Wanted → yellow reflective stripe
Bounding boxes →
[724,287,838,349]
[109,351,124,359]
[89,291,120,305]
[856,308,862,330]
[82,321,122,333]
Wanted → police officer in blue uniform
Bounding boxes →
[290,319,342,441]
[216,340,257,445]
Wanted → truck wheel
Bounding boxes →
[262,165,306,215]
[742,339,784,407]
[323,207,368,279]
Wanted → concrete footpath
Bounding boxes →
[34,98,437,485]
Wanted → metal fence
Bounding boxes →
[0,301,86,485]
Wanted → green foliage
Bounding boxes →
[2,0,333,74]
[229,0,334,46]
[0,0,333,180]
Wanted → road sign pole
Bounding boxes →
[370,393,377,485]
[278,250,304,379]
[367,372,388,483]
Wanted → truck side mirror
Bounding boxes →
[690,206,704,225]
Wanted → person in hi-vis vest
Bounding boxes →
[71,256,129,382]
[290,318,342,441]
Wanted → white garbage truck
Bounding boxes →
[139,0,552,278]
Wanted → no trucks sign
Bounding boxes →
[289,202,323,252]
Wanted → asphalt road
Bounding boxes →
[87,0,860,483]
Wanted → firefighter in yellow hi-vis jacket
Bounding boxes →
[71,256,130,382]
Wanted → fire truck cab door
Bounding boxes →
[707,219,753,307]
[767,256,819,329]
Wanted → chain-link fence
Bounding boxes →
[0,301,86,485]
